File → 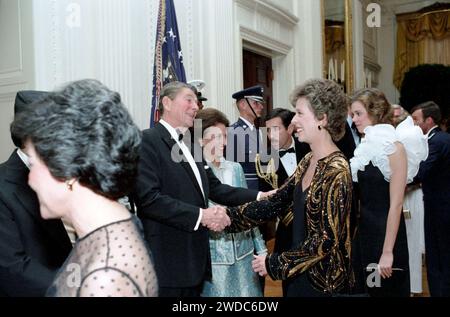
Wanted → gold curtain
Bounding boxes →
[393,9,450,89]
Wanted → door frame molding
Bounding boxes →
[240,26,291,56]
[237,27,294,112]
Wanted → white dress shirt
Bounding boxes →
[279,137,297,177]
[347,115,360,146]
[17,149,30,169]
[159,120,205,230]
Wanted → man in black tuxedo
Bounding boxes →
[412,101,450,297]
[0,91,72,296]
[263,108,311,189]
[133,82,264,297]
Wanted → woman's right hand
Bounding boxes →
[252,254,268,277]
[378,251,393,279]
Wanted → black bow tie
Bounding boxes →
[279,147,295,158]
[175,129,184,142]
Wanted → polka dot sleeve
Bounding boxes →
[78,268,143,297]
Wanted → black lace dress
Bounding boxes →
[46,216,158,297]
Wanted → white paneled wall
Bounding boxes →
[0,0,35,162]
[292,0,323,86]
[32,0,154,129]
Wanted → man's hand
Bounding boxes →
[201,206,231,232]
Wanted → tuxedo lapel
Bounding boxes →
[157,124,206,205]
[197,161,209,204]
[192,141,209,204]
[277,163,289,186]
[5,152,41,223]
[5,151,71,250]
[335,123,356,160]
[5,151,29,187]
[428,127,440,140]
[179,160,206,204]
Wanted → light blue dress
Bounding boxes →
[201,159,267,297]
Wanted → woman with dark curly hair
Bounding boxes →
[226,79,354,297]
[350,88,427,297]
[11,79,158,297]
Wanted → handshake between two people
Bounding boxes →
[200,205,230,232]
[200,189,278,232]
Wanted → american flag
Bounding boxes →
[151,0,187,127]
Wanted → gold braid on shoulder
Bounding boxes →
[255,154,278,189]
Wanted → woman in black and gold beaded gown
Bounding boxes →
[227,79,354,297]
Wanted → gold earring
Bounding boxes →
[66,180,75,191]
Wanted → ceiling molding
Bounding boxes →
[235,0,299,27]
[240,26,292,56]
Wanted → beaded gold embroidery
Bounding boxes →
[227,151,354,294]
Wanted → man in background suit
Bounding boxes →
[344,105,366,294]
[262,108,311,189]
[0,91,72,296]
[133,82,266,297]
[335,110,360,236]
[412,101,450,297]
[336,110,359,161]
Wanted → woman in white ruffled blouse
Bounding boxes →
[350,88,428,297]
